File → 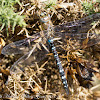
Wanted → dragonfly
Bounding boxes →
[1,13,100,95]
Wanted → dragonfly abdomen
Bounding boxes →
[48,38,69,95]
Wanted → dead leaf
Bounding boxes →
[0,67,10,75]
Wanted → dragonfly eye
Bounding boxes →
[44,12,47,16]
[40,12,47,17]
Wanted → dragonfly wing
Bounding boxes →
[54,13,100,34]
[10,46,49,74]
[55,33,100,52]
[1,38,38,55]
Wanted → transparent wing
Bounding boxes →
[1,37,40,55]
[10,45,49,74]
[54,13,100,34]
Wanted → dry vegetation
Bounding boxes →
[0,0,100,100]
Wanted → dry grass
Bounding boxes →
[0,0,100,100]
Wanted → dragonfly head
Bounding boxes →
[40,12,51,23]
